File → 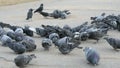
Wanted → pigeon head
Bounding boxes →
[49,33,59,43]
[40,3,43,6]
[73,32,81,40]
[42,39,52,50]
[15,28,23,34]
[29,8,33,11]
[101,13,106,16]
[80,32,89,41]
[83,47,94,57]
[63,25,71,30]
[83,47,92,52]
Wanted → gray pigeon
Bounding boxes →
[83,47,100,65]
[52,10,70,19]
[7,29,16,39]
[35,28,47,37]
[73,32,81,41]
[104,37,120,50]
[55,37,82,54]
[40,11,50,17]
[86,28,107,42]
[7,30,24,42]
[91,13,106,24]
[34,3,43,13]
[63,25,72,31]
[14,54,36,68]
[28,27,47,37]
[55,37,71,54]
[15,28,24,34]
[49,33,59,43]
[80,32,89,41]
[60,12,67,19]
[7,41,26,54]
[52,10,61,19]
[0,35,12,46]
[72,22,88,32]
[0,26,6,36]
[42,38,52,50]
[21,39,36,52]
[24,36,35,44]
[20,36,36,52]
[26,9,33,20]
[56,37,82,54]
[23,26,34,37]
[14,33,24,42]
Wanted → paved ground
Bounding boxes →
[0,0,120,68]
[0,0,37,6]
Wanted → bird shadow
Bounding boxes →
[87,62,100,67]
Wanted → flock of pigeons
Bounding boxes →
[0,3,120,68]
[26,3,71,20]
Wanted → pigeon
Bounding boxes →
[21,36,36,52]
[7,29,16,39]
[52,10,71,19]
[35,27,47,37]
[9,25,22,31]
[7,30,24,42]
[52,10,61,19]
[57,37,82,54]
[104,37,120,50]
[0,22,11,28]
[42,38,52,50]
[34,3,43,13]
[49,33,59,43]
[7,41,26,54]
[14,33,24,42]
[60,10,71,19]
[0,35,12,46]
[38,9,70,19]
[23,26,34,37]
[86,28,107,42]
[24,36,35,44]
[68,37,82,49]
[55,37,71,54]
[28,27,47,37]
[73,32,81,41]
[40,11,50,17]
[15,28,23,34]
[21,39,36,52]
[14,54,36,68]
[63,25,72,31]
[0,26,6,36]
[60,12,67,19]
[80,32,89,41]
[72,22,88,32]
[83,47,100,65]
[116,20,120,31]
[26,8,33,20]
[62,10,71,15]
[91,13,106,24]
